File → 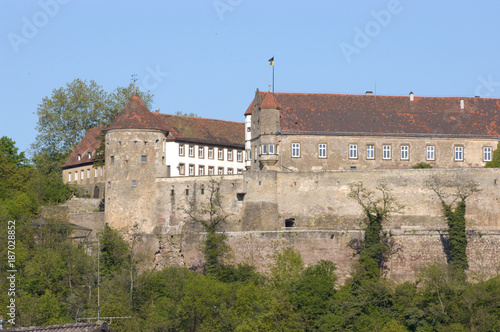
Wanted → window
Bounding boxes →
[188,145,194,157]
[247,126,251,132]
[77,154,81,161]
[268,145,274,155]
[248,150,252,160]
[81,170,84,180]
[228,149,233,160]
[68,172,72,182]
[292,143,300,157]
[218,148,224,160]
[132,180,137,187]
[484,147,492,162]
[349,144,357,159]
[198,147,204,158]
[134,141,137,146]
[366,144,374,159]
[111,156,115,164]
[261,145,267,155]
[228,168,233,175]
[100,166,103,176]
[95,168,98,177]
[88,152,92,159]
[237,169,243,174]
[383,145,391,159]
[318,144,326,158]
[179,144,184,156]
[455,146,464,161]
[87,169,90,179]
[199,165,204,176]
[218,167,224,175]
[426,146,435,161]
[208,148,214,159]
[208,166,214,175]
[75,171,78,181]
[400,145,409,160]
[189,164,194,176]
[141,155,147,163]
[179,163,185,175]
[237,150,242,161]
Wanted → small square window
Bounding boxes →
[484,147,492,162]
[455,146,464,161]
[349,144,357,159]
[132,180,137,187]
[237,168,243,174]
[383,145,391,160]
[141,155,147,163]
[366,144,374,159]
[268,145,274,155]
[292,143,300,157]
[400,145,409,160]
[426,146,435,161]
[318,143,326,158]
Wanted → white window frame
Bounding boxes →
[228,168,233,175]
[81,170,85,180]
[237,150,243,161]
[179,144,184,156]
[198,165,204,176]
[188,145,194,157]
[318,143,326,158]
[268,145,274,155]
[75,171,78,181]
[383,145,391,160]
[208,166,214,175]
[292,143,300,158]
[189,164,194,176]
[68,172,72,182]
[218,148,224,160]
[400,145,409,160]
[455,146,464,161]
[349,144,357,159]
[218,167,224,175]
[228,149,233,160]
[426,146,435,161]
[208,148,214,159]
[198,146,204,158]
[262,144,267,155]
[484,147,492,162]
[366,144,374,160]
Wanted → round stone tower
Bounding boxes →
[104,94,168,234]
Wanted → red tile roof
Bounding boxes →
[103,94,244,148]
[105,94,165,131]
[260,92,281,109]
[62,125,102,169]
[158,114,244,148]
[246,92,500,138]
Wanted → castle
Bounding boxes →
[63,90,500,282]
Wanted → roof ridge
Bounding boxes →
[157,113,244,124]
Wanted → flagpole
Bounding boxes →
[272,64,274,93]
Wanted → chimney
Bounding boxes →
[409,92,414,102]
[460,99,464,110]
[365,91,373,96]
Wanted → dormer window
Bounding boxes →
[88,152,92,159]
[77,154,81,161]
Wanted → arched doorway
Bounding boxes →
[93,186,100,199]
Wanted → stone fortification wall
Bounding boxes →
[118,168,500,282]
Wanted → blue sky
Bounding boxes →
[2,0,500,154]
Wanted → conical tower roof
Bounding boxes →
[260,92,281,109]
[105,95,165,131]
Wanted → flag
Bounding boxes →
[268,57,274,66]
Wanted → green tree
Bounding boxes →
[186,178,231,276]
[426,176,479,276]
[485,142,500,168]
[0,136,28,166]
[349,183,403,280]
